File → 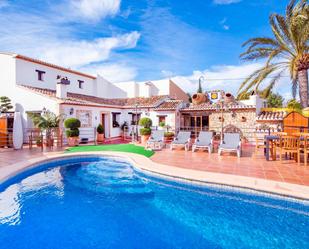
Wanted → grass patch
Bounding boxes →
[65,144,155,158]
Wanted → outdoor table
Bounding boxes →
[265,135,279,161]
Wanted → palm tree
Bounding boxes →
[29,111,63,140]
[238,0,309,107]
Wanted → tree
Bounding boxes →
[0,96,13,112]
[187,93,192,103]
[267,93,284,107]
[29,111,63,139]
[197,81,203,93]
[287,99,302,110]
[238,0,309,107]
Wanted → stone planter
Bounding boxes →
[141,135,150,145]
[97,133,105,144]
[67,137,79,147]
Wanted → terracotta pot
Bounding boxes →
[67,137,79,147]
[141,135,150,145]
[164,136,174,143]
[97,133,105,143]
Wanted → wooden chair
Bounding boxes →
[278,136,300,162]
[51,128,63,147]
[298,134,309,166]
[28,129,43,151]
[254,133,276,159]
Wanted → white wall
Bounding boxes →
[95,75,127,98]
[15,58,96,96]
[113,81,139,98]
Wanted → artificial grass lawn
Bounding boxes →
[65,144,155,158]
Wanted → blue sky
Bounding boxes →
[0,0,292,97]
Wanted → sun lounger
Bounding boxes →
[170,131,191,151]
[192,131,213,153]
[146,130,164,150]
[218,133,241,157]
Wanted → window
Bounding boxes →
[131,113,141,125]
[157,115,166,127]
[112,112,121,128]
[78,80,84,89]
[35,70,45,81]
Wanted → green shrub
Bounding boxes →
[97,124,104,134]
[66,129,79,137]
[164,132,174,137]
[138,117,152,128]
[140,127,151,136]
[64,118,81,129]
[64,118,81,138]
[159,121,165,127]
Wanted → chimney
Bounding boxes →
[56,76,70,99]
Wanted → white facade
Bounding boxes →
[0,52,182,142]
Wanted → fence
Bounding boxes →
[0,128,13,149]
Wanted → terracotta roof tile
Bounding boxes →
[19,85,169,108]
[257,111,287,121]
[154,100,183,111]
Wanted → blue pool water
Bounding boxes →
[0,156,308,249]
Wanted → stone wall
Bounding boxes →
[209,110,256,142]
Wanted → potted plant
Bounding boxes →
[29,111,62,147]
[36,137,43,147]
[138,117,152,145]
[64,118,81,146]
[164,131,174,143]
[159,121,165,130]
[97,124,104,144]
[120,122,128,137]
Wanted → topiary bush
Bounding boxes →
[97,124,104,134]
[164,132,174,137]
[159,121,165,127]
[140,127,151,136]
[138,117,152,128]
[64,118,81,129]
[66,129,80,138]
[64,118,81,138]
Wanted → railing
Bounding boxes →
[0,128,13,149]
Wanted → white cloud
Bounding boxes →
[213,0,242,5]
[82,63,137,83]
[68,0,121,22]
[40,31,140,68]
[167,63,292,99]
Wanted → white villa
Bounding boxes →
[0,52,282,143]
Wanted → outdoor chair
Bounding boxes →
[28,128,43,151]
[192,131,213,153]
[218,133,241,158]
[298,134,309,166]
[146,130,164,150]
[170,131,191,151]
[278,135,300,162]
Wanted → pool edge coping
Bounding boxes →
[0,151,309,200]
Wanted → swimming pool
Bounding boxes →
[0,156,308,249]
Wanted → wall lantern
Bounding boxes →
[69,108,74,115]
[241,116,247,122]
[219,116,224,122]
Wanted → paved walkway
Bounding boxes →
[1,143,309,187]
[152,144,309,186]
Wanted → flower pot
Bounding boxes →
[67,137,79,147]
[164,136,174,143]
[97,133,105,144]
[141,135,150,145]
